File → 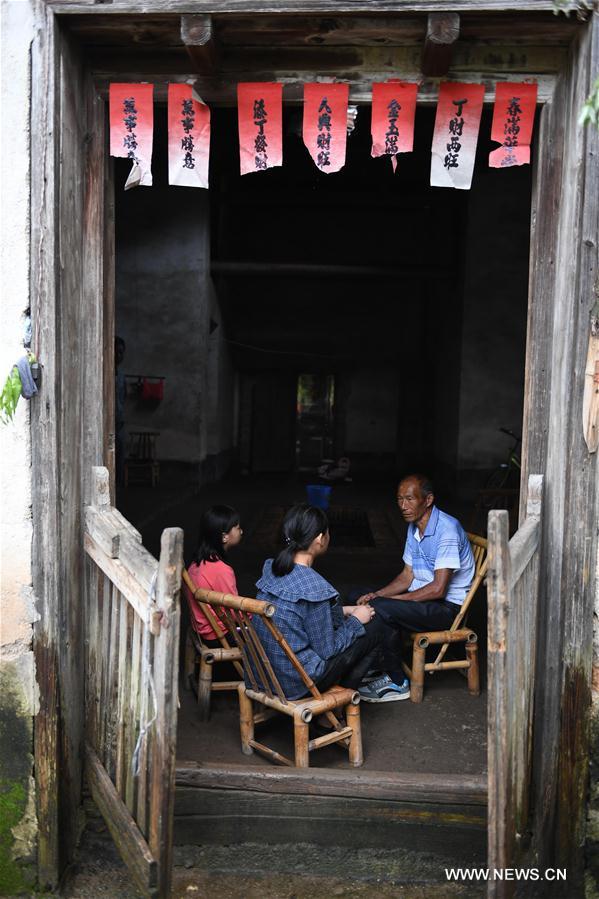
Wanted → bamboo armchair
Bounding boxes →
[183,576,363,768]
[182,569,243,721]
[403,533,488,704]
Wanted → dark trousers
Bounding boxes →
[315,616,403,692]
[371,597,460,634]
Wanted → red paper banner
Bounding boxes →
[371,82,418,169]
[303,83,349,174]
[489,83,537,168]
[109,83,154,189]
[167,84,210,188]
[237,83,283,176]
[430,83,484,190]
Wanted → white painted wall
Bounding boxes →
[0,0,39,876]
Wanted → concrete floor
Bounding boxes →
[118,470,487,776]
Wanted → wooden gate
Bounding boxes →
[487,474,544,897]
[83,467,183,898]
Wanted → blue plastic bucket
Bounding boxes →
[306,484,332,510]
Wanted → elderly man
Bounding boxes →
[356,474,475,703]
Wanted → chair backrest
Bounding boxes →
[181,571,326,706]
[449,533,488,632]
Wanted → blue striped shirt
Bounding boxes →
[403,506,474,606]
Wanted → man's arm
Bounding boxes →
[356,565,414,604]
[386,568,452,602]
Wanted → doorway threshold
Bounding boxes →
[174,762,487,861]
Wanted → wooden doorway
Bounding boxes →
[30,6,598,898]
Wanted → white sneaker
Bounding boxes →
[358,674,410,703]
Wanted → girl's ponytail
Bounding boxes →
[272,504,329,577]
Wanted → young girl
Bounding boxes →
[185,505,243,645]
[254,504,402,702]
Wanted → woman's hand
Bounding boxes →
[356,592,377,605]
[350,604,375,624]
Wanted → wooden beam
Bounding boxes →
[422,12,460,76]
[85,745,157,895]
[176,762,488,805]
[181,14,219,73]
[48,1,558,15]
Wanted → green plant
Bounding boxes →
[579,77,599,132]
[0,366,23,424]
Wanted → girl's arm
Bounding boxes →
[302,599,364,662]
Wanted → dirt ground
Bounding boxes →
[50,830,485,899]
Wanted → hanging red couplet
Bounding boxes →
[167,84,210,188]
[109,83,154,189]
[237,83,283,176]
[303,83,349,174]
[430,82,484,190]
[371,82,418,169]
[489,83,538,168]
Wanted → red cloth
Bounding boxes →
[184,559,237,641]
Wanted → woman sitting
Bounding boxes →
[253,503,404,702]
[184,504,243,647]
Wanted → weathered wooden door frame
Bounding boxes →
[30,0,598,890]
[520,13,598,891]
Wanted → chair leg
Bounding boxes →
[184,631,195,690]
[294,718,310,768]
[198,657,212,721]
[239,686,254,755]
[345,702,363,768]
[410,643,426,703]
[466,643,480,696]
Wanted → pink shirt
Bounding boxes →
[184,559,237,641]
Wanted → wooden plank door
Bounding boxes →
[84,467,183,898]
[487,475,543,897]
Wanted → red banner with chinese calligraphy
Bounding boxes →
[237,83,283,176]
[371,82,418,170]
[167,84,210,188]
[489,83,537,168]
[109,83,154,189]
[303,83,349,174]
[430,82,484,190]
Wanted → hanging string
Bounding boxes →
[131,569,158,779]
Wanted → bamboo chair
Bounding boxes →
[182,569,243,721]
[402,533,488,704]
[182,572,364,768]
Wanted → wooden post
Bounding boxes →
[487,509,511,896]
[181,14,220,74]
[294,717,310,768]
[421,12,460,77]
[346,703,363,768]
[238,685,255,755]
[148,528,183,899]
[411,643,427,704]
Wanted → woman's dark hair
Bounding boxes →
[195,505,240,564]
[272,503,329,577]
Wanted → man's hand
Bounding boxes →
[350,605,375,624]
[356,592,377,605]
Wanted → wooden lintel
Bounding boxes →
[181,14,219,74]
[422,12,460,77]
